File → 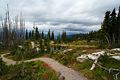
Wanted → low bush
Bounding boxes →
[0,61,59,80]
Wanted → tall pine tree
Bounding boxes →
[35,27,39,40]
[62,31,67,42]
[42,31,44,39]
[101,8,120,47]
[25,29,28,40]
[57,32,61,44]
[31,30,34,39]
[110,8,117,43]
[51,31,54,41]
[117,7,120,40]
[102,11,111,35]
[47,29,51,40]
[29,31,32,39]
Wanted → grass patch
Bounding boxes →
[0,61,59,80]
[47,48,120,80]
[5,52,46,61]
[0,50,10,56]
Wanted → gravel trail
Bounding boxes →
[1,53,88,80]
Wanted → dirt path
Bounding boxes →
[51,44,96,48]
[1,53,88,80]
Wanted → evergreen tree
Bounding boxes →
[51,31,54,41]
[47,29,51,40]
[46,30,51,51]
[31,30,34,39]
[25,29,28,40]
[29,31,32,39]
[44,36,47,46]
[102,11,111,35]
[101,11,111,45]
[35,27,39,40]
[61,31,67,42]
[40,38,44,52]
[46,38,50,51]
[100,8,120,47]
[117,7,120,40]
[110,8,117,43]
[42,31,44,39]
[57,32,61,43]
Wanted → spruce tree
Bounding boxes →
[102,11,111,34]
[25,29,28,40]
[101,8,120,47]
[40,38,44,52]
[62,31,67,42]
[117,7,120,40]
[42,31,44,39]
[47,29,51,40]
[35,27,39,40]
[32,30,34,39]
[57,32,61,44]
[51,31,54,41]
[101,11,111,45]
[110,8,117,43]
[29,31,32,39]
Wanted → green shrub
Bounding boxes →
[0,58,8,75]
[4,61,58,80]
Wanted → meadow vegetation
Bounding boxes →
[0,59,59,80]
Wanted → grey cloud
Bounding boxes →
[63,24,100,33]
[0,0,120,33]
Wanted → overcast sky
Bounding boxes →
[0,0,120,33]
